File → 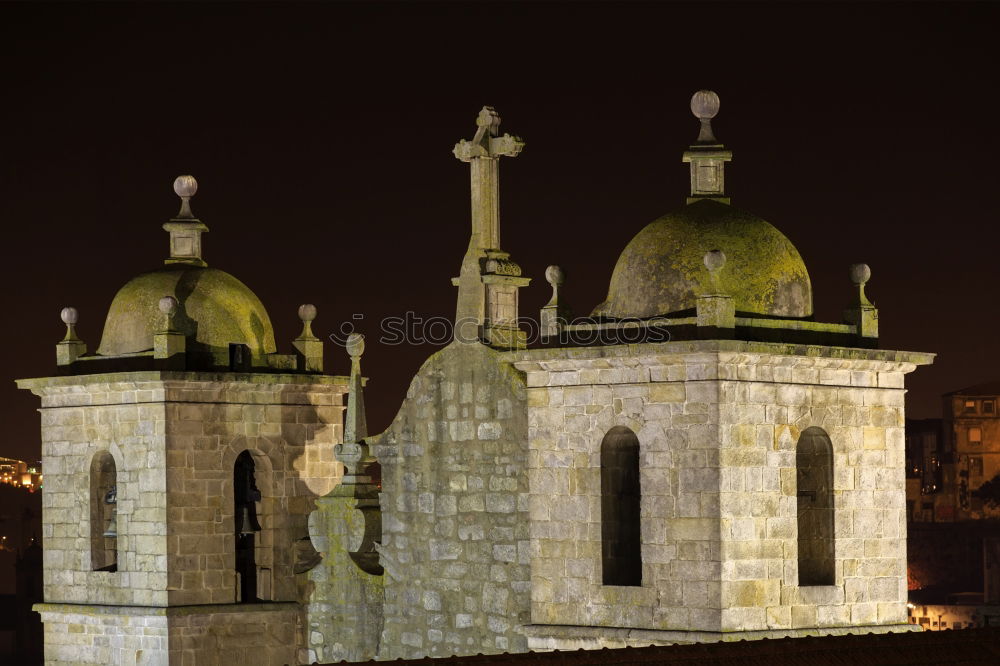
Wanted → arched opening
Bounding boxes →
[796,427,835,586]
[90,451,117,572]
[234,450,263,602]
[601,426,642,586]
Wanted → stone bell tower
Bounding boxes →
[17,176,349,665]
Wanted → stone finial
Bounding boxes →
[541,265,570,339]
[453,106,525,163]
[173,175,198,219]
[343,333,368,445]
[153,295,185,361]
[164,175,209,267]
[703,249,726,292]
[158,296,178,330]
[682,90,732,204]
[298,304,318,340]
[691,90,721,144]
[451,106,530,349]
[60,307,80,341]
[696,250,735,331]
[844,263,878,339]
[703,248,726,272]
[57,307,86,365]
[346,332,365,360]
[293,304,323,372]
[849,263,873,306]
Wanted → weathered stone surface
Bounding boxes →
[509,340,929,641]
[370,341,529,659]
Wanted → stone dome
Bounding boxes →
[592,199,812,319]
[97,264,277,357]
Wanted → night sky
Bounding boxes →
[2,2,997,463]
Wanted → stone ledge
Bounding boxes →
[34,601,300,618]
[521,622,921,650]
[506,340,934,370]
[17,370,349,391]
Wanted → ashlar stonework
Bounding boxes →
[20,93,934,665]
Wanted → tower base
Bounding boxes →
[34,602,299,665]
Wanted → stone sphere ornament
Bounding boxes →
[691,90,720,119]
[60,306,78,325]
[545,265,565,287]
[173,174,198,198]
[849,263,871,286]
[346,332,365,358]
[298,303,318,323]
[703,249,726,272]
[159,296,179,315]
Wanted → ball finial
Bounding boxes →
[849,263,871,286]
[298,304,317,323]
[158,296,178,316]
[544,265,565,287]
[703,249,726,272]
[173,175,198,199]
[60,307,78,325]
[691,90,720,120]
[346,332,365,359]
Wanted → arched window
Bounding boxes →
[796,427,835,586]
[234,450,263,603]
[90,451,117,572]
[601,426,642,586]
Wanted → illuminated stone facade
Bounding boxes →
[20,92,933,665]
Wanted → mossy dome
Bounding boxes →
[97,264,277,357]
[592,199,813,319]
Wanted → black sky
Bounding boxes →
[1,2,997,463]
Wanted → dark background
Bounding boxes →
[1,1,996,463]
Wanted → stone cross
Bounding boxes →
[451,107,530,348]
[453,106,524,253]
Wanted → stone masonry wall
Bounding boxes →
[371,341,530,658]
[511,340,929,646]
[35,602,298,666]
[21,371,346,610]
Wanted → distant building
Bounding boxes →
[905,419,945,522]
[904,386,1000,629]
[0,457,42,492]
[905,384,1000,523]
[944,383,1000,520]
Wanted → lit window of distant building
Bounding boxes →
[971,456,984,477]
[965,400,978,413]
[984,400,996,415]
[969,427,983,444]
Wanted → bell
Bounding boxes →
[103,486,118,538]
[236,504,261,536]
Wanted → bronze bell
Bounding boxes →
[102,486,118,538]
[236,504,262,536]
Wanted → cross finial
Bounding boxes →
[451,106,530,349]
[453,106,524,163]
